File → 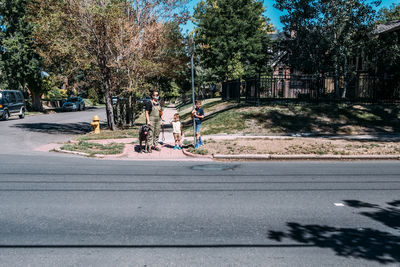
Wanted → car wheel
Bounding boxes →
[19,109,25,119]
[82,104,85,111]
[3,111,9,121]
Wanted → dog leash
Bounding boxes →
[161,123,165,142]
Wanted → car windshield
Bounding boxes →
[68,97,80,102]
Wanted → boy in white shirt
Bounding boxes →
[170,113,183,150]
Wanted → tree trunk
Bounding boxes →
[31,91,43,111]
[100,61,116,130]
[127,94,132,126]
[334,58,340,99]
[104,87,115,131]
[122,100,127,127]
[132,91,137,125]
[342,56,347,99]
[115,99,121,126]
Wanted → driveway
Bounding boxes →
[0,107,106,155]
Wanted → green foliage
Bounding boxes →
[88,87,99,105]
[227,52,245,80]
[43,77,66,100]
[0,0,44,96]
[275,0,379,98]
[275,0,378,74]
[61,141,124,155]
[187,147,209,155]
[364,3,400,78]
[44,88,67,100]
[194,0,273,81]
[377,3,400,22]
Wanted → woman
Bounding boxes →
[145,90,164,152]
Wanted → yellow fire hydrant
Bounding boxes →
[90,115,101,134]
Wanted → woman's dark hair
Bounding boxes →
[150,90,158,97]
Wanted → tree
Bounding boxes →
[0,0,45,110]
[194,0,273,82]
[275,0,379,98]
[143,22,190,100]
[31,0,187,130]
[367,3,400,78]
[377,3,400,22]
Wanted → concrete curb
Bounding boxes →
[213,154,400,160]
[213,154,272,160]
[54,148,106,158]
[182,148,213,159]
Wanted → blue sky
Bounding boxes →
[180,0,399,34]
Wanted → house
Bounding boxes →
[373,20,400,41]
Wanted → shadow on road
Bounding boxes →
[268,200,400,264]
[12,122,94,135]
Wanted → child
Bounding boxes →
[191,100,205,149]
[170,113,183,150]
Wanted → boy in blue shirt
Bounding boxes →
[191,100,205,149]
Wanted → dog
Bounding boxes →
[139,125,151,153]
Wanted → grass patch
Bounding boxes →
[184,108,246,135]
[187,147,209,155]
[183,139,192,146]
[61,141,124,155]
[182,102,400,135]
[179,98,237,121]
[25,111,44,116]
[77,129,138,141]
[77,112,145,141]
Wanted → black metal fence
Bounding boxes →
[222,75,400,103]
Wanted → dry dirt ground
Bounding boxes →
[201,138,400,155]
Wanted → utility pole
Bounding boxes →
[190,37,196,146]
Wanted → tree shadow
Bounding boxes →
[12,122,99,135]
[182,104,240,126]
[244,103,400,135]
[344,200,400,230]
[268,200,400,264]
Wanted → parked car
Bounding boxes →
[0,90,26,121]
[138,97,151,104]
[112,96,118,105]
[62,96,85,111]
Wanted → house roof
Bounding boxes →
[373,20,400,35]
[270,51,288,68]
[269,32,290,41]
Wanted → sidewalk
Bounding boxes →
[37,104,400,161]
[101,105,210,161]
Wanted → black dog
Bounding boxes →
[139,125,151,153]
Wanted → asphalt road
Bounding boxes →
[0,107,107,155]
[0,109,399,266]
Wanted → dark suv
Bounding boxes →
[0,90,26,120]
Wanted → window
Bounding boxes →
[3,92,10,103]
[16,92,23,102]
[9,92,16,103]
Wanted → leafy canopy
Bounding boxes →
[194,0,272,81]
[0,0,43,93]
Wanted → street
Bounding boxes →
[0,111,399,266]
[0,107,106,155]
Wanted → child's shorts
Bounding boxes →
[195,122,201,133]
[173,133,181,141]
